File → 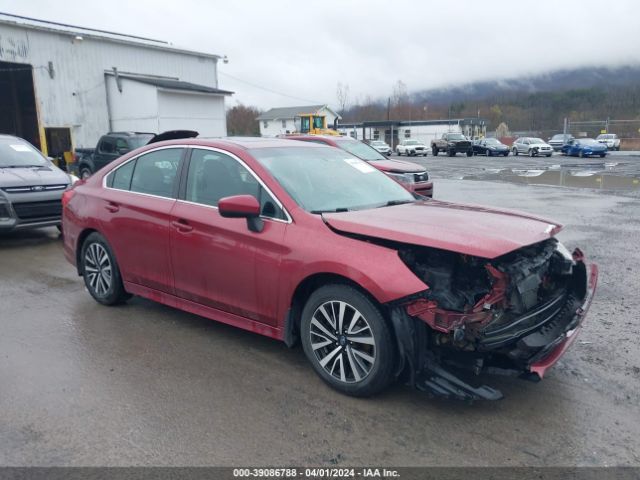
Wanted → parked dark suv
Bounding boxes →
[75,132,155,179]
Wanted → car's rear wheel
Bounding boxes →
[513,148,518,156]
[432,147,438,156]
[300,284,396,397]
[81,232,130,306]
[487,149,492,157]
[579,150,585,158]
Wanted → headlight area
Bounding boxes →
[386,239,597,402]
[0,191,14,222]
[386,172,415,185]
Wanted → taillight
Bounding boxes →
[62,189,76,209]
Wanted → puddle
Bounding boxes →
[464,167,640,191]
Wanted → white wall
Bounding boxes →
[105,77,158,133]
[0,22,223,148]
[157,90,226,137]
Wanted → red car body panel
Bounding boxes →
[323,200,562,259]
[285,135,434,198]
[62,137,597,400]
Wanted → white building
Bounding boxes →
[257,105,340,137]
[0,12,232,160]
[337,118,487,149]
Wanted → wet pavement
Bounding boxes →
[1,154,640,466]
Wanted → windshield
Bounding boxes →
[251,146,414,213]
[529,138,545,144]
[130,134,155,149]
[0,137,48,168]
[404,140,420,145]
[447,134,466,140]
[371,141,386,146]
[335,139,386,161]
[580,139,600,146]
[484,138,500,145]
[597,134,612,139]
[551,134,567,140]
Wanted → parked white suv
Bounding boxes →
[396,139,428,156]
[596,133,621,151]
[511,137,553,157]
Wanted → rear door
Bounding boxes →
[94,137,119,171]
[100,146,186,293]
[169,147,289,326]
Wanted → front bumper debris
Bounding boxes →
[391,259,598,402]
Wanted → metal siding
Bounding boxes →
[0,23,221,147]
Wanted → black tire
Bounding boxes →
[81,232,131,306]
[503,151,509,156]
[300,284,397,397]
[513,148,519,156]
[579,150,585,158]
[616,146,620,151]
[528,148,535,157]
[396,150,402,156]
[466,149,473,157]
[486,149,492,157]
[448,149,455,157]
[432,147,438,156]
[600,153,605,158]
[79,166,92,179]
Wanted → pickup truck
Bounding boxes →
[74,130,198,179]
[431,133,473,157]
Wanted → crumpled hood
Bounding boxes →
[323,200,562,259]
[0,165,69,188]
[369,159,425,173]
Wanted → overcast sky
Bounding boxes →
[1,0,639,110]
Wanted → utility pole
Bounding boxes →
[387,97,391,121]
[563,117,568,135]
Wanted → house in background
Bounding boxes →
[257,105,341,136]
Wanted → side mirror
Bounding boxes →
[117,147,130,155]
[218,194,263,232]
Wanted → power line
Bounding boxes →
[219,71,323,104]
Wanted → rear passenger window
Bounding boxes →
[129,149,182,198]
[110,160,136,190]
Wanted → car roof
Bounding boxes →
[150,136,328,151]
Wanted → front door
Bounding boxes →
[170,148,288,326]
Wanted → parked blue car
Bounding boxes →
[561,138,608,157]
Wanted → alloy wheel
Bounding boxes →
[84,243,112,296]
[309,300,376,383]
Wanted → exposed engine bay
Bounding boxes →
[392,238,595,401]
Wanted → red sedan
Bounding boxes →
[283,135,433,198]
[62,137,597,401]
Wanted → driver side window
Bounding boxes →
[185,149,286,220]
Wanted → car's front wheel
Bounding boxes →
[300,284,396,397]
[81,232,130,306]
[432,147,438,156]
[79,166,92,179]
[513,148,519,156]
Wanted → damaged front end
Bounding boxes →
[391,238,598,401]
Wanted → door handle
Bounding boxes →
[171,219,193,233]
[105,202,119,213]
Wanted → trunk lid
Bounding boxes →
[323,200,562,259]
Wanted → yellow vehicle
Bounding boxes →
[294,113,340,136]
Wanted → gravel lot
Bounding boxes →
[1,152,639,466]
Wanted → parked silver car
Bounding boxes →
[369,140,392,156]
[0,135,76,233]
[511,137,553,157]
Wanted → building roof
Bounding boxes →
[107,73,233,95]
[257,105,340,121]
[337,118,487,129]
[0,11,222,60]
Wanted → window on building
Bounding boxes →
[282,120,286,128]
[404,129,411,138]
[373,130,380,140]
[263,121,269,129]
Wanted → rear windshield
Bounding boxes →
[335,139,386,161]
[0,137,48,168]
[446,134,466,140]
[129,134,155,149]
